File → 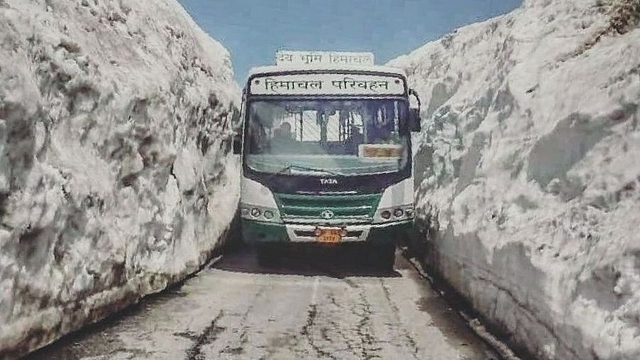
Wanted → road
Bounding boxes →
[25,245,499,360]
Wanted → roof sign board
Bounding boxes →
[249,73,405,96]
[275,51,375,67]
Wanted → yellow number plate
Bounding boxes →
[316,229,342,243]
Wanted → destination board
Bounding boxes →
[276,51,375,67]
[249,73,406,96]
[359,144,403,158]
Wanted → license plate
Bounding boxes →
[316,228,342,243]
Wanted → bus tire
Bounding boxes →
[370,244,396,271]
[256,244,279,267]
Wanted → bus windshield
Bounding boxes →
[245,99,410,176]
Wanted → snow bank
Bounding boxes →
[389,0,640,358]
[0,0,241,357]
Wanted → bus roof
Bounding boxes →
[246,64,407,80]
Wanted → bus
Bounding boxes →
[233,51,422,270]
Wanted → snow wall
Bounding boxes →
[0,0,241,358]
[389,0,640,359]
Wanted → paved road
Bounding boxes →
[26,246,499,360]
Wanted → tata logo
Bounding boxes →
[320,210,335,220]
[320,178,338,185]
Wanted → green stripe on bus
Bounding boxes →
[273,193,382,218]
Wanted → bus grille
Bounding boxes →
[274,193,382,222]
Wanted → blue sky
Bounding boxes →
[178,0,522,84]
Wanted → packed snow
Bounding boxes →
[389,0,640,359]
[0,0,240,358]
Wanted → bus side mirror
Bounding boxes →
[408,89,422,132]
[233,135,242,154]
[409,108,421,132]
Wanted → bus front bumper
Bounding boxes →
[241,219,412,246]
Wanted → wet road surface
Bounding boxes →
[26,246,499,360]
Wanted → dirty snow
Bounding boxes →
[0,0,240,358]
[389,0,640,359]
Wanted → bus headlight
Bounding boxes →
[241,204,282,223]
[374,205,414,223]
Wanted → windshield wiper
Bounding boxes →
[274,165,340,176]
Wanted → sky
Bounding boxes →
[178,0,523,84]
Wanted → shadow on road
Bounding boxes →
[213,243,403,279]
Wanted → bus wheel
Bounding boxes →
[256,244,279,267]
[369,244,396,272]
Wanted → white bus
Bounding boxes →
[233,51,422,270]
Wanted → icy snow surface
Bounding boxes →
[0,0,241,358]
[389,0,640,359]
